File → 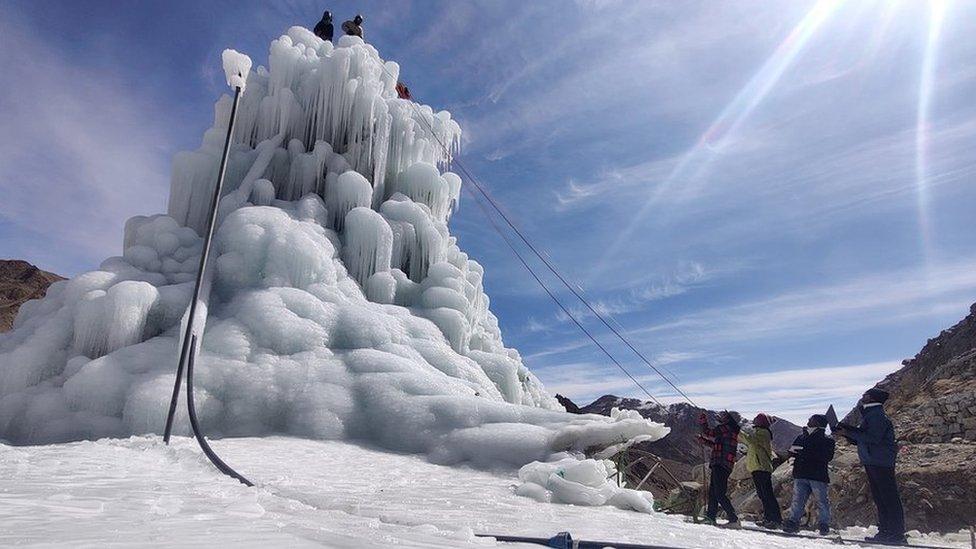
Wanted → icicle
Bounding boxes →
[326,170,372,232]
[250,179,276,206]
[342,207,393,287]
[380,196,446,282]
[71,282,158,359]
[444,172,462,215]
[394,163,452,222]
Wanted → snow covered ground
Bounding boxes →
[1,437,967,548]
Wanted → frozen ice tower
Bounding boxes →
[0,28,667,467]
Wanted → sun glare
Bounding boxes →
[915,0,950,278]
[592,0,842,278]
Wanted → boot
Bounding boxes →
[782,520,799,534]
[760,520,781,529]
[818,524,830,536]
[877,533,907,545]
[718,519,741,529]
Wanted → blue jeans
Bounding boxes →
[789,478,830,526]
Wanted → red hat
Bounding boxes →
[753,413,771,427]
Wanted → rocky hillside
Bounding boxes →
[846,303,976,443]
[570,394,801,465]
[730,303,976,533]
[0,260,63,332]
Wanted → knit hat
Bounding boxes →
[753,413,771,427]
[809,414,828,428]
[864,388,890,404]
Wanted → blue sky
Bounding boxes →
[2,0,975,423]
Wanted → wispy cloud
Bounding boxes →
[632,258,976,345]
[0,11,171,275]
[518,261,719,335]
[521,258,973,406]
[674,360,901,424]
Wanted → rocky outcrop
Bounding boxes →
[853,303,976,443]
[555,393,582,414]
[0,260,63,332]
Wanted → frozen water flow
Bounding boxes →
[0,26,669,474]
[342,207,392,286]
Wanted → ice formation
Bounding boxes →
[516,456,656,513]
[0,27,669,467]
[222,49,252,91]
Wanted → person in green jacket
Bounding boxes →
[740,413,782,528]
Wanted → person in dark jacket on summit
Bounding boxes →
[836,388,905,544]
[313,10,334,42]
[783,414,835,535]
[698,410,741,528]
[342,14,365,39]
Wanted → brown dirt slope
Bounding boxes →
[0,259,64,332]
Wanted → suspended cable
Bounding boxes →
[463,170,699,408]
[466,183,663,406]
[384,65,697,408]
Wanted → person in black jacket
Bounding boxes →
[313,10,334,42]
[836,388,905,544]
[782,414,835,535]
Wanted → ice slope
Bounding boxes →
[1,437,967,548]
[0,27,668,465]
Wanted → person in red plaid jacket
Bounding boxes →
[698,410,741,527]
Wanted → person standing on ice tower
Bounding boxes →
[342,14,365,39]
[314,10,334,42]
[836,388,905,544]
[396,82,412,100]
[697,411,740,528]
[740,413,782,529]
[782,414,835,536]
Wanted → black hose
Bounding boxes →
[185,334,253,487]
[477,532,690,549]
[164,86,243,443]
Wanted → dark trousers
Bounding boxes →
[864,465,904,537]
[707,465,737,521]
[751,470,782,524]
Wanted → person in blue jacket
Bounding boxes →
[837,388,905,544]
[782,414,835,536]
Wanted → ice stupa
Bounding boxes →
[0,28,667,467]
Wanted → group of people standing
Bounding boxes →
[313,10,364,42]
[311,10,412,100]
[698,388,906,544]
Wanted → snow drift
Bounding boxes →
[0,29,668,466]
